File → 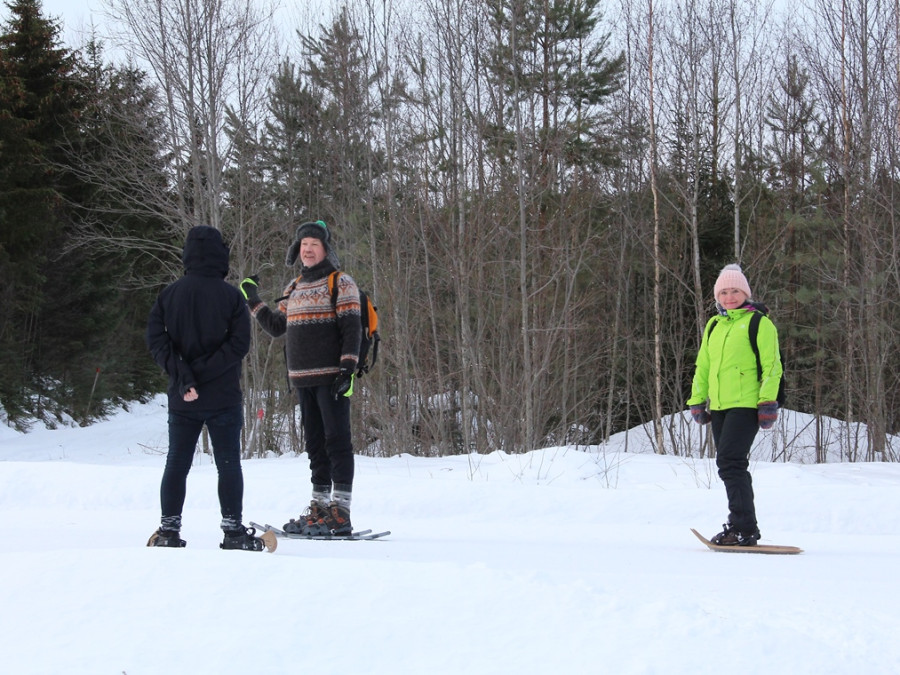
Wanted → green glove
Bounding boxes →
[240,275,261,305]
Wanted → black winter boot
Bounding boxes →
[710,523,760,546]
[220,526,266,551]
[147,529,187,548]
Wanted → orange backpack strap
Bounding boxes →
[327,271,342,306]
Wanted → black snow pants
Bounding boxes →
[710,407,759,534]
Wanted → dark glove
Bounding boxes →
[331,369,354,400]
[240,275,261,305]
[690,404,711,425]
[758,401,779,429]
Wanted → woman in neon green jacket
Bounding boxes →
[687,264,783,546]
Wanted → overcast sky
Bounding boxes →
[33,0,336,54]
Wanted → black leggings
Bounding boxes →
[710,407,759,533]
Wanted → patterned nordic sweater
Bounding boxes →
[249,262,361,389]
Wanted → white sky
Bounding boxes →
[33,0,333,55]
[36,0,101,47]
[41,0,95,24]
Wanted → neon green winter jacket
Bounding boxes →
[687,308,782,410]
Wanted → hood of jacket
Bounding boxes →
[182,225,229,278]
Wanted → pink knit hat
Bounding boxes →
[714,264,752,298]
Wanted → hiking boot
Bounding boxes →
[147,529,186,548]
[284,501,328,535]
[710,523,760,547]
[306,501,352,536]
[220,526,266,551]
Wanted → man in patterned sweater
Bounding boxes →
[241,220,362,536]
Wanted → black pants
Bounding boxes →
[710,407,759,533]
[298,385,354,489]
[161,405,244,529]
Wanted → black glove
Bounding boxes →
[690,404,711,425]
[240,275,261,305]
[331,369,354,400]
[758,401,779,430]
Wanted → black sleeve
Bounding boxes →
[250,301,288,338]
[146,295,196,391]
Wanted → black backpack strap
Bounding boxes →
[369,329,379,366]
[748,310,785,404]
[748,311,764,382]
[274,275,303,304]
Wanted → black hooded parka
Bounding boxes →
[146,226,250,411]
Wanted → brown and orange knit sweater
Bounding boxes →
[249,262,361,389]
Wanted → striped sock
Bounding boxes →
[160,515,182,532]
[332,485,352,509]
[312,485,331,506]
[220,516,242,532]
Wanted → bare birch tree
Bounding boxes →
[103,0,278,233]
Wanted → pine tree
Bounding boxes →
[65,43,176,415]
[0,0,81,424]
[263,59,325,222]
[0,2,169,426]
[295,7,384,255]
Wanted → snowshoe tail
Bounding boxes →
[260,529,278,552]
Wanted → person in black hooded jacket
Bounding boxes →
[145,225,265,551]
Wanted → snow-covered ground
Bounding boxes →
[2,397,899,674]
